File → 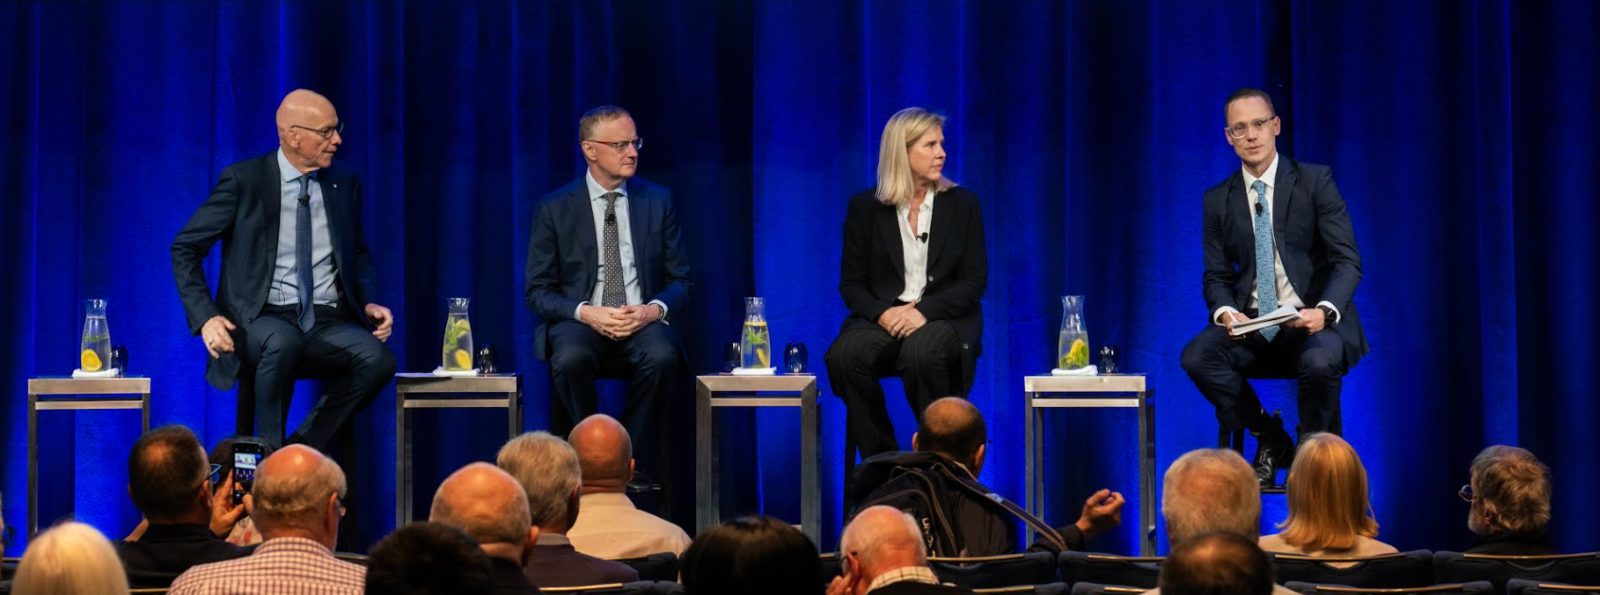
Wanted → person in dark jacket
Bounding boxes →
[430,463,543,594]
[1464,446,1556,555]
[497,432,638,587]
[115,426,253,587]
[849,398,1123,556]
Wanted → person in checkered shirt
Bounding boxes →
[168,444,363,595]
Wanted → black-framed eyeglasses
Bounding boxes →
[209,463,224,485]
[586,137,643,152]
[1458,483,1477,502]
[291,121,345,140]
[1225,117,1275,139]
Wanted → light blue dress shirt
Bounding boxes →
[575,170,668,320]
[268,148,338,307]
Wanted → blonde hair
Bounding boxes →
[875,107,955,207]
[1278,433,1379,551]
[13,521,130,595]
[1471,445,1551,535]
[1163,449,1261,546]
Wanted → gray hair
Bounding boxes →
[251,449,347,534]
[429,463,532,546]
[841,506,927,568]
[497,431,582,527]
[13,522,130,595]
[1163,449,1261,546]
[579,105,631,142]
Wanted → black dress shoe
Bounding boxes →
[1250,423,1295,488]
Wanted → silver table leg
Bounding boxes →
[1140,388,1157,555]
[395,388,410,529]
[27,390,38,538]
[695,381,716,536]
[801,383,820,542]
[1024,389,1037,544]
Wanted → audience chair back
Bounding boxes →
[821,552,844,582]
[1508,580,1600,595]
[1271,550,1436,588]
[1284,581,1494,595]
[130,589,171,595]
[972,583,1070,594]
[930,552,1059,589]
[1069,583,1152,595]
[538,581,685,595]
[1435,552,1600,594]
[610,552,679,582]
[1059,552,1165,589]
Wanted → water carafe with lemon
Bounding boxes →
[1057,295,1090,370]
[80,299,111,372]
[740,297,771,370]
[442,298,475,371]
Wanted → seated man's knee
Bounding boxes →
[900,333,956,376]
[1298,346,1342,379]
[1180,332,1226,376]
[635,341,679,372]
[550,348,598,376]
[256,331,307,366]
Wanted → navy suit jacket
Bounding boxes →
[1200,155,1368,365]
[171,150,378,388]
[523,542,639,588]
[524,175,692,360]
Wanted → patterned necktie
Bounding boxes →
[1252,179,1278,341]
[600,192,626,308]
[296,175,316,331]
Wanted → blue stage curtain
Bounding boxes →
[1,0,1594,554]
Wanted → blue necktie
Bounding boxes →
[1252,179,1278,341]
[296,175,316,332]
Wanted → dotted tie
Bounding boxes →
[296,174,316,332]
[600,192,626,308]
[1252,180,1278,341]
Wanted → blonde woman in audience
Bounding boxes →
[14,521,131,595]
[1259,433,1398,558]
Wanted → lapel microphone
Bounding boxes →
[1255,203,1264,216]
[918,232,929,243]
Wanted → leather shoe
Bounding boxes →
[1250,420,1294,488]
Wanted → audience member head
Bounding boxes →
[912,397,987,476]
[250,444,347,550]
[876,107,953,207]
[682,516,823,595]
[430,462,538,564]
[1277,433,1380,551]
[209,435,276,497]
[578,105,638,187]
[1163,448,1261,547]
[13,521,130,595]
[365,522,494,595]
[497,431,582,534]
[275,89,341,171]
[1158,531,1275,595]
[569,413,634,492]
[127,425,210,524]
[1467,445,1551,537]
[838,506,928,595]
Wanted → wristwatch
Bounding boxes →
[1317,305,1337,325]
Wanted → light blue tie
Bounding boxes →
[296,175,316,332]
[1252,180,1278,341]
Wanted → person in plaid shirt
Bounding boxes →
[169,444,363,594]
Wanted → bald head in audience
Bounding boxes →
[834,505,935,595]
[250,444,347,551]
[913,397,987,476]
[431,463,539,564]
[1162,449,1261,547]
[569,414,633,493]
[1158,531,1274,595]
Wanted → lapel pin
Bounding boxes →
[333,183,338,189]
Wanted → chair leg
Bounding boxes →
[237,368,256,436]
[842,431,858,515]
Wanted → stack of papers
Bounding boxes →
[1229,306,1302,336]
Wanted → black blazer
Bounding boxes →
[171,150,378,388]
[524,542,639,588]
[524,175,692,360]
[873,581,977,595]
[114,523,255,587]
[838,186,988,352]
[1200,156,1367,365]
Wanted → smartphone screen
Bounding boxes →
[231,444,265,505]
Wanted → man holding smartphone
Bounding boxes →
[115,426,254,587]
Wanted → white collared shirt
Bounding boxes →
[896,189,935,303]
[573,170,668,320]
[1212,154,1341,325]
[867,566,943,593]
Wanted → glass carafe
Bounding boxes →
[80,299,111,372]
[1057,295,1090,370]
[442,298,475,371]
[740,297,771,369]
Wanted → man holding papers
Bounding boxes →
[1180,89,1368,487]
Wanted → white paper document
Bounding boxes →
[1229,305,1302,336]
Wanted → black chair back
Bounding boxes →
[539,581,685,595]
[1068,582,1151,595]
[930,552,1059,589]
[611,552,679,582]
[821,552,844,581]
[1436,552,1600,594]
[1284,581,1494,595]
[1271,550,1435,588]
[972,583,1070,594]
[1508,580,1600,595]
[1059,552,1164,589]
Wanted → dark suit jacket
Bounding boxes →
[1465,531,1556,556]
[114,523,255,587]
[490,556,542,594]
[1201,156,1367,365]
[838,186,988,353]
[872,581,977,595]
[171,150,378,388]
[524,175,692,360]
[524,542,639,588]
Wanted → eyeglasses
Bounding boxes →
[587,137,643,152]
[209,463,224,485]
[1458,484,1477,502]
[1225,117,1275,139]
[291,121,345,140]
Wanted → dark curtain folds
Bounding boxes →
[1,0,1594,554]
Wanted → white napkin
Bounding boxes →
[731,367,776,376]
[1050,365,1098,376]
[72,368,121,378]
[431,368,480,377]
